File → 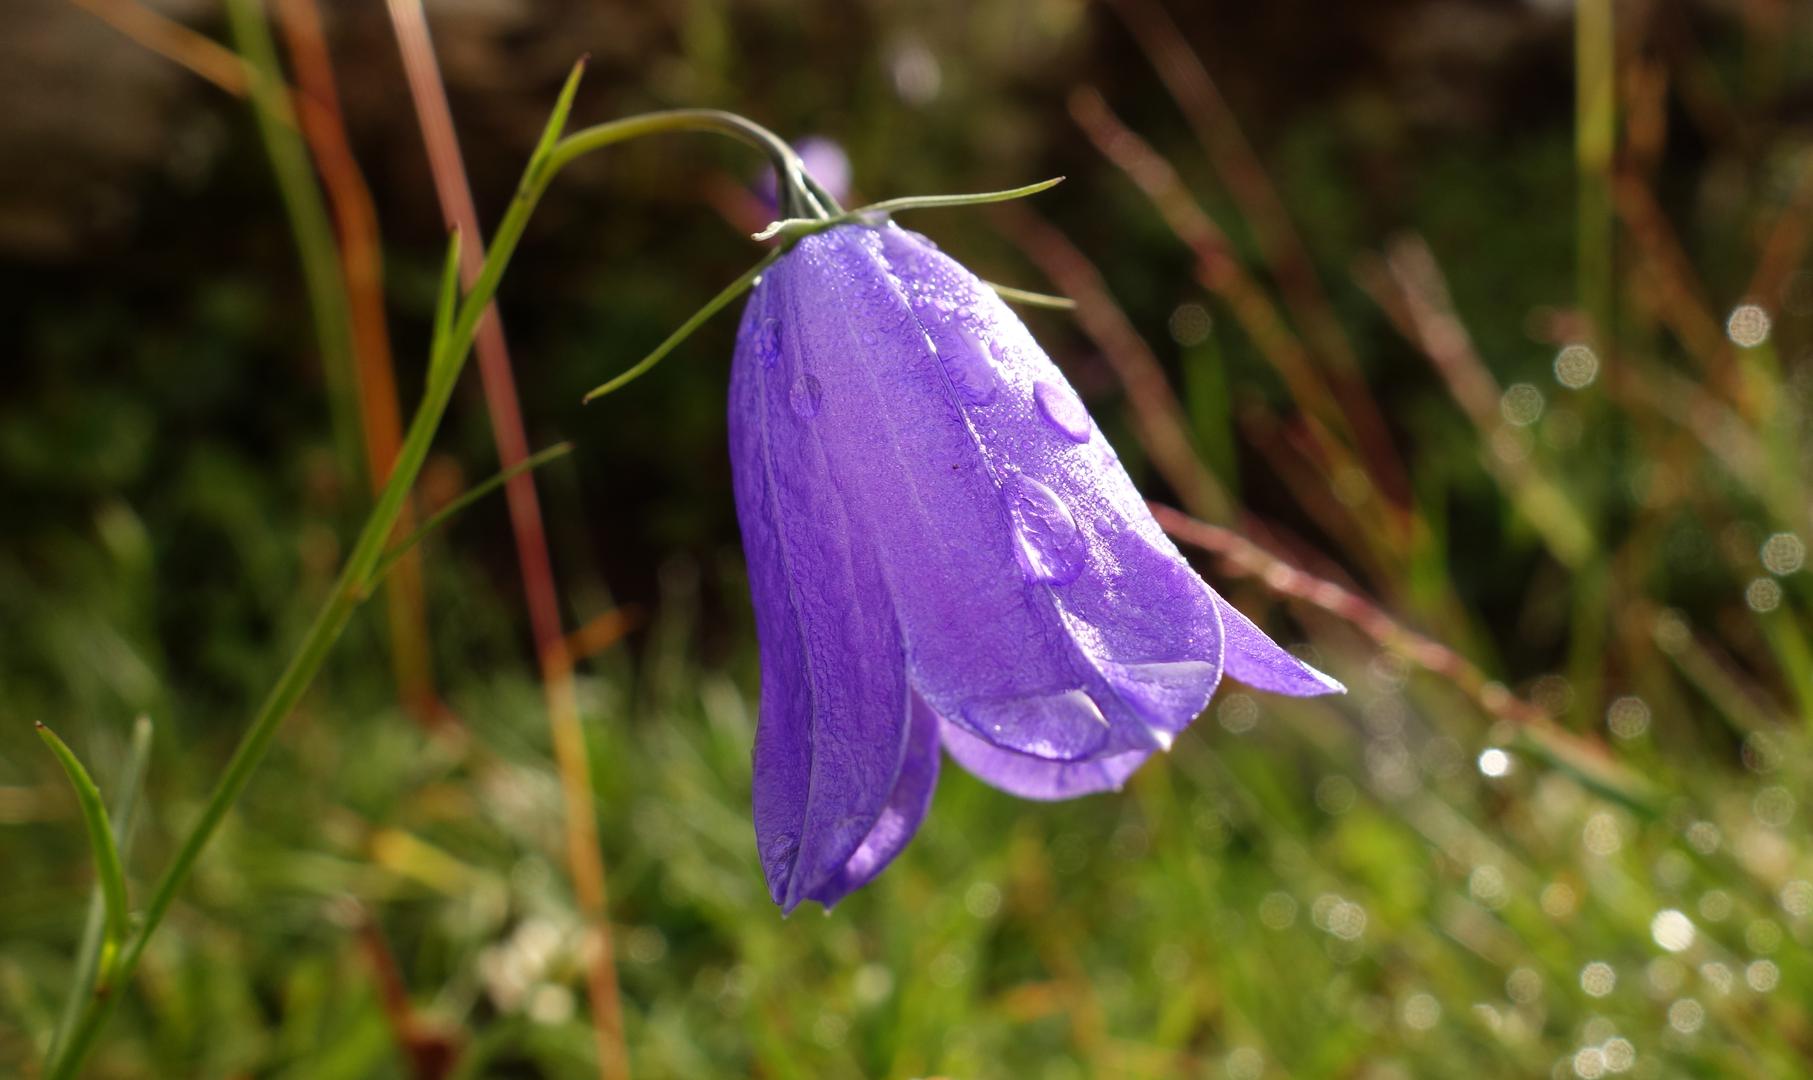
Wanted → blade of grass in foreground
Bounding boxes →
[45,716,152,1062]
[35,725,131,969]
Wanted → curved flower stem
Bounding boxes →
[45,64,808,1080]
[548,109,838,221]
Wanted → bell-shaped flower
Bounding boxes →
[728,221,1342,912]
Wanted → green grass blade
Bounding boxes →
[365,441,575,589]
[532,58,588,172]
[427,228,464,385]
[47,716,153,1062]
[35,724,132,965]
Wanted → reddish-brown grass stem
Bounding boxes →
[384,3,627,1076]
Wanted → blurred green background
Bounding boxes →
[5,0,1813,1076]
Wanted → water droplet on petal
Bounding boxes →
[755,317,782,369]
[960,690,1109,760]
[1034,380,1092,443]
[1007,474,1086,585]
[942,323,999,405]
[790,373,823,418]
[861,329,879,346]
[1100,659,1219,730]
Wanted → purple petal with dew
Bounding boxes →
[730,258,921,913]
[1214,594,1345,697]
[782,223,1225,758]
[801,696,942,909]
[940,713,1151,800]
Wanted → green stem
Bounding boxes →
[221,0,364,492]
[45,71,829,1079]
[545,108,840,220]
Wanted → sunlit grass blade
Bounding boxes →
[365,441,575,590]
[47,715,152,1063]
[35,724,132,966]
[582,247,783,402]
[984,281,1077,310]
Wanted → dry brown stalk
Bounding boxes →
[1153,503,1542,725]
[277,0,440,726]
[68,0,251,97]
[1068,87,1410,533]
[1610,174,1732,372]
[384,3,627,1076]
[1102,0,1354,377]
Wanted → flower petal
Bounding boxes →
[730,260,919,913]
[1215,595,1345,696]
[940,713,1151,800]
[775,225,1224,761]
[800,695,942,909]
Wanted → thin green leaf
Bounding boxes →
[364,441,576,591]
[985,281,1077,311]
[851,175,1064,216]
[48,717,152,1060]
[533,57,589,171]
[36,725,131,960]
[583,247,784,403]
[754,177,1064,242]
[427,227,464,386]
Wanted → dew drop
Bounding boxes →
[942,322,999,404]
[1100,659,1218,729]
[754,317,782,369]
[1006,474,1086,585]
[959,690,1108,760]
[789,373,823,418]
[1034,380,1092,443]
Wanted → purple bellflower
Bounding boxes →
[728,221,1343,913]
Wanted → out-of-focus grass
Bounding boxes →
[5,0,1813,1077]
